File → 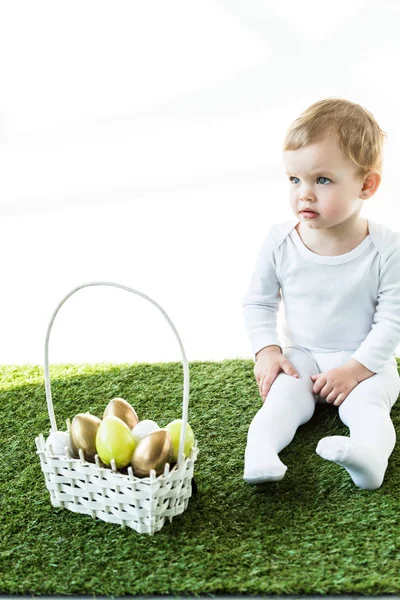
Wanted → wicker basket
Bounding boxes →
[35,281,199,535]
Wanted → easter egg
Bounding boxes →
[131,429,172,477]
[45,430,73,456]
[70,413,102,460]
[103,397,139,429]
[132,419,160,445]
[165,419,194,462]
[96,416,136,469]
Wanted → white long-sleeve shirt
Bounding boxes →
[242,218,400,373]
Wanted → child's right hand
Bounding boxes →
[254,347,299,402]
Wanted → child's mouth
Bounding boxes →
[301,211,319,218]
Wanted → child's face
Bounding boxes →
[283,135,370,228]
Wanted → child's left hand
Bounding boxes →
[310,364,361,407]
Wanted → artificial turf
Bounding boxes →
[1,359,400,596]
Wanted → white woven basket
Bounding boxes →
[35,281,199,535]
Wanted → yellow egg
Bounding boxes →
[165,419,194,462]
[103,397,139,429]
[131,429,172,477]
[70,413,102,460]
[96,416,136,469]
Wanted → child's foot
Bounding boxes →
[243,444,287,484]
[316,435,388,490]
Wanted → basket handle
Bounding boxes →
[44,281,190,468]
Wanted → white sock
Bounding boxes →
[243,375,315,484]
[243,439,288,483]
[316,398,397,490]
[316,436,389,490]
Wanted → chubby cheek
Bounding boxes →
[323,203,343,219]
[289,197,300,213]
[325,198,351,220]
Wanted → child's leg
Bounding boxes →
[243,346,319,484]
[316,357,400,490]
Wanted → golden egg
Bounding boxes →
[70,413,102,460]
[131,429,172,477]
[103,397,139,429]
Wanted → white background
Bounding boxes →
[1,0,400,366]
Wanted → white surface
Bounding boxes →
[1,0,400,365]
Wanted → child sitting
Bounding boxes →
[242,97,400,490]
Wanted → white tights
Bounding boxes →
[243,346,400,490]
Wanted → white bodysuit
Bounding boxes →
[242,218,400,374]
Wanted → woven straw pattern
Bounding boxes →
[36,432,199,535]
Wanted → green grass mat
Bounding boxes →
[1,359,400,596]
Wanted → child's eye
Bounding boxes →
[289,176,331,184]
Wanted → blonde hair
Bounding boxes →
[283,97,388,180]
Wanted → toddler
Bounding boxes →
[242,97,400,490]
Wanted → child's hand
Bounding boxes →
[310,364,360,406]
[255,352,299,403]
